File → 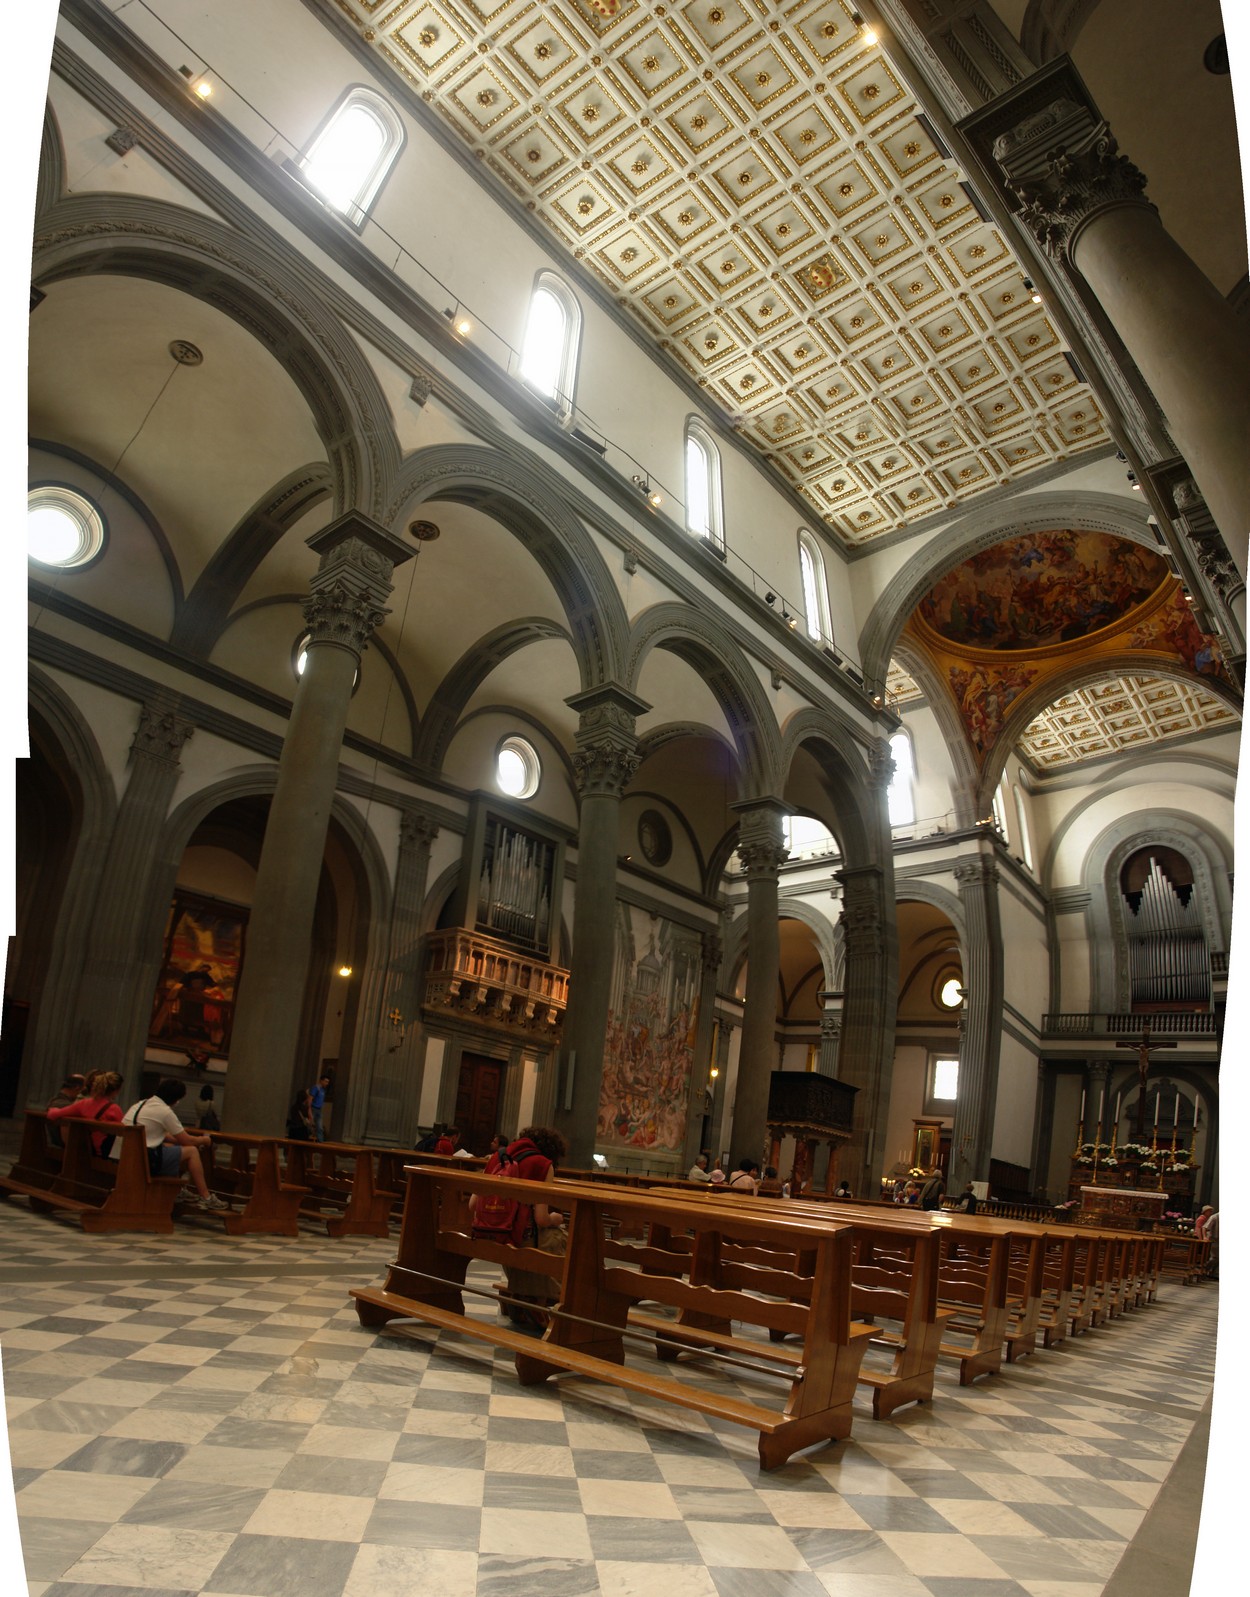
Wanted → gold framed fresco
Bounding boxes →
[148,889,248,1059]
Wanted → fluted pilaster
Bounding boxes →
[729,798,789,1166]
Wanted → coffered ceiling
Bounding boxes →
[331,0,1111,546]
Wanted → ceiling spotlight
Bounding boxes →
[852,12,879,45]
[455,318,472,336]
[193,78,213,99]
[1126,470,1142,490]
[338,964,353,978]
[871,693,884,709]
[1023,276,1042,304]
[648,490,663,508]
[784,610,797,628]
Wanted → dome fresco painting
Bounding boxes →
[917,530,1171,650]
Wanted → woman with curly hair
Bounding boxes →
[472,1124,567,1328]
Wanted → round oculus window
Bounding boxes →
[496,736,540,799]
[28,486,106,570]
[938,975,964,1009]
[638,809,672,866]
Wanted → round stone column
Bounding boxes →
[949,855,1005,1186]
[991,94,1250,582]
[728,799,789,1167]
[555,684,646,1166]
[224,513,414,1135]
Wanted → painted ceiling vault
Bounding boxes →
[903,529,1235,770]
[332,0,1111,545]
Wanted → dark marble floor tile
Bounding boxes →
[343,1362,424,1387]
[482,1474,583,1511]
[585,1515,702,1562]
[11,1517,107,1581]
[1059,1453,1157,1481]
[201,1418,311,1452]
[147,1388,241,1415]
[59,1436,188,1478]
[735,1458,836,1493]
[839,1494,960,1533]
[203,1533,357,1597]
[119,1479,267,1531]
[670,1486,776,1523]
[896,1469,993,1499]
[1,1370,68,1397]
[10,1466,41,1491]
[272,1452,391,1496]
[569,1448,664,1481]
[257,1373,345,1399]
[148,1329,236,1349]
[318,1399,410,1431]
[202,1348,292,1372]
[102,1358,196,1384]
[42,1585,198,1597]
[414,1386,491,1414]
[967,1535,1100,1582]
[58,1337,152,1362]
[362,1498,482,1549]
[1011,1501,1130,1540]
[476,1555,600,1596]
[923,1580,1031,1597]
[784,1527,900,1572]
[391,1432,487,1469]
[486,1414,568,1444]
[710,1570,828,1597]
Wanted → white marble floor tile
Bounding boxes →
[757,1490,873,1530]
[564,1420,652,1453]
[378,1462,485,1505]
[655,1454,755,1488]
[814,1574,932,1597]
[685,1519,809,1570]
[926,1497,1046,1536]
[16,1468,155,1522]
[298,1421,400,1460]
[478,1506,594,1559]
[578,1478,681,1519]
[58,1522,234,1589]
[344,1542,478,1597]
[241,1485,375,1542]
[484,1440,577,1476]
[164,1444,294,1488]
[103,1406,223,1444]
[877,1530,1011,1578]
[596,1558,720,1596]
[963,1470,1070,1505]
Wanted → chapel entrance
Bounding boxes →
[454,1053,504,1153]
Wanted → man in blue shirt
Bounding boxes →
[309,1074,331,1141]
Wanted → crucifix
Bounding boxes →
[1117,1026,1177,1142]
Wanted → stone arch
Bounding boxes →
[31,193,400,519]
[975,653,1242,812]
[386,444,629,694]
[17,667,120,1104]
[778,710,882,866]
[416,616,575,774]
[887,635,982,819]
[858,491,1160,688]
[135,768,393,1112]
[171,463,334,656]
[1080,814,1232,1013]
[37,102,64,220]
[625,603,783,797]
[721,892,842,1011]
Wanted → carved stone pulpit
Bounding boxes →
[765,1071,859,1196]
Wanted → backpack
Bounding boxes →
[471,1139,540,1245]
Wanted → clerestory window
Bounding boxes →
[298,87,404,226]
[798,529,832,643]
[684,419,724,548]
[887,730,916,827]
[519,273,581,417]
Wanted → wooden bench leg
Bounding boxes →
[517,1200,629,1387]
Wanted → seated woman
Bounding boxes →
[471,1124,567,1328]
[688,1152,712,1182]
[47,1070,125,1155]
[727,1158,759,1193]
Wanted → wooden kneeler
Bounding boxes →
[352,1166,875,1471]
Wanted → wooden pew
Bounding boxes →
[352,1164,876,1471]
[0,1112,181,1233]
[204,1133,311,1236]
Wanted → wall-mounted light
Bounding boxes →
[1023,276,1042,304]
[764,592,776,605]
[851,11,879,45]
[648,489,663,508]
[709,1066,719,1079]
[338,964,353,978]
[783,609,797,628]
[1126,470,1142,490]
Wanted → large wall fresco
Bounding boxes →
[918,530,1170,650]
[596,906,703,1154]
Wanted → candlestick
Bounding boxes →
[1078,1088,1085,1122]
[1098,1087,1105,1123]
[1154,1091,1160,1127]
[1114,1091,1121,1127]
[1174,1092,1180,1129]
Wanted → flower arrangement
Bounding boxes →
[1121,1142,1154,1158]
[1075,1155,1093,1165]
[1171,1149,1192,1163]
[1102,1157,1118,1167]
[1140,1162,1158,1174]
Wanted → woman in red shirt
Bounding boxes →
[47,1070,124,1155]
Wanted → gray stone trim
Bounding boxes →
[625,603,785,800]
[1051,887,1093,913]
[170,464,333,657]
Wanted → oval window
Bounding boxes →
[496,736,540,799]
[28,486,106,570]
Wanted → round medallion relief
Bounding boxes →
[637,809,672,867]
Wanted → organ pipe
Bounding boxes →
[1123,856,1209,1005]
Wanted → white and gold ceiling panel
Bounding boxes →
[1018,675,1238,771]
[334,0,1112,544]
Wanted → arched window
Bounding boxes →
[298,87,404,226]
[991,776,1009,840]
[519,272,581,415]
[1013,785,1034,870]
[887,730,915,827]
[798,529,832,643]
[684,419,724,548]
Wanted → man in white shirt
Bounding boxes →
[119,1079,226,1209]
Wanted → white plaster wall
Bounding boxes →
[883,1042,931,1175]
[1047,1072,1084,1203]
[991,1032,1037,1170]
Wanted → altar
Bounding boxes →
[1078,1185,1168,1230]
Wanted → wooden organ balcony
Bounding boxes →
[422,927,570,1036]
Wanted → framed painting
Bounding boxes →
[148,889,249,1059]
[912,1122,940,1171]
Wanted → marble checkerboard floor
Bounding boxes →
[0,1175,1217,1597]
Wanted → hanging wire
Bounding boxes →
[29,347,190,633]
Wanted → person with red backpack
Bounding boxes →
[470,1124,567,1327]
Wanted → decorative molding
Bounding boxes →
[131,699,194,766]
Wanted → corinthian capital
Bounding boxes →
[868,741,895,795]
[733,798,789,879]
[302,511,416,661]
[567,683,648,800]
[399,810,440,852]
[955,856,1000,891]
[132,700,194,766]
